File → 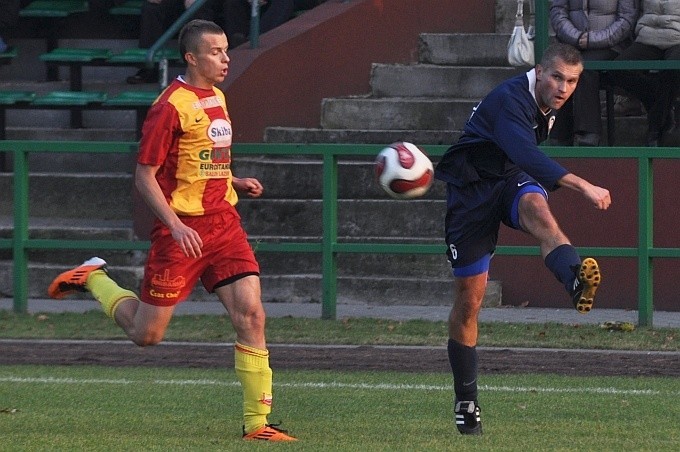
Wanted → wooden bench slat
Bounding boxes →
[107,48,182,64]
[0,91,36,105]
[40,48,113,63]
[109,0,143,15]
[19,0,88,18]
[32,91,108,106]
[104,91,160,106]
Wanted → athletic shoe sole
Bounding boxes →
[575,258,600,314]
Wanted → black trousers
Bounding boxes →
[222,0,295,39]
[138,0,219,49]
[609,42,680,136]
[0,0,21,30]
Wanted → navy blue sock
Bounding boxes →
[447,339,478,402]
[545,244,581,293]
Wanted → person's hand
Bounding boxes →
[585,184,611,210]
[578,33,588,49]
[170,222,204,258]
[233,177,264,198]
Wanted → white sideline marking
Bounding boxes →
[0,376,676,396]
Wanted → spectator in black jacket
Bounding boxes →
[0,0,21,54]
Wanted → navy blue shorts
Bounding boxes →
[444,171,547,276]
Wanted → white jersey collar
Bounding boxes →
[526,68,552,116]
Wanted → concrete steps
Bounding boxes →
[264,32,652,146]
[0,259,501,307]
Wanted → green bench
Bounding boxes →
[106,47,182,64]
[108,0,143,16]
[0,90,158,137]
[32,90,108,129]
[0,91,36,141]
[19,1,90,81]
[104,90,160,134]
[39,47,183,91]
[19,0,88,18]
[39,48,113,91]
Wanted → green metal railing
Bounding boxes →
[1,141,679,325]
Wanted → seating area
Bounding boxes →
[0,1,172,136]
[2,0,320,138]
[0,90,158,137]
[108,0,143,16]
[39,47,182,91]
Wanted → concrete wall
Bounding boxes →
[221,0,496,142]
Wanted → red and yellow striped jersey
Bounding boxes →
[138,77,238,216]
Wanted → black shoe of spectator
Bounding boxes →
[126,68,158,85]
[574,133,600,146]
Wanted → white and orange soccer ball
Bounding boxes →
[374,142,434,199]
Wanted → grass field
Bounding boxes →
[2,313,678,450]
[2,365,680,451]
[1,311,678,350]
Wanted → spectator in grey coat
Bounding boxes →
[550,0,638,146]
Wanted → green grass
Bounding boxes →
[1,310,678,351]
[1,365,679,450]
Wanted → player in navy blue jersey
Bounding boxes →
[434,43,611,435]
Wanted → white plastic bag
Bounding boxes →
[507,0,535,67]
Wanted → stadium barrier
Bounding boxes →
[1,141,679,325]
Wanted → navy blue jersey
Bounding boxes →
[435,69,569,191]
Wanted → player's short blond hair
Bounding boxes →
[540,42,583,69]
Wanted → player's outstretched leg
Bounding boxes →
[571,257,601,314]
[47,256,137,318]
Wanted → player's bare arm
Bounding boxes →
[232,177,264,198]
[135,163,204,257]
[557,173,611,210]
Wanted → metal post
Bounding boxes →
[159,58,169,89]
[638,156,653,327]
[249,0,260,49]
[321,152,338,320]
[533,0,549,62]
[12,147,29,313]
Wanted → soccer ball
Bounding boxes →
[374,142,434,199]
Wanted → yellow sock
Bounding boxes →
[86,270,138,319]
[234,342,272,434]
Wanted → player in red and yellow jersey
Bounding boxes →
[48,19,296,442]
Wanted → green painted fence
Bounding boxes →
[1,141,679,325]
